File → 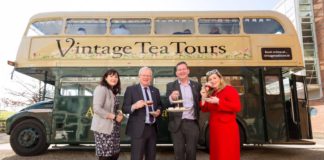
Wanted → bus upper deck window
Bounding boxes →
[243,18,285,34]
[110,19,151,35]
[198,18,240,34]
[27,20,63,36]
[155,18,194,35]
[65,19,107,35]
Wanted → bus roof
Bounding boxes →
[30,11,286,19]
[13,11,303,71]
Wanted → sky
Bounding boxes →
[0,0,280,109]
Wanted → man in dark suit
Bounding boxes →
[122,66,162,160]
[166,61,202,160]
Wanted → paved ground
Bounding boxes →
[1,104,323,159]
[1,132,324,160]
[1,140,324,160]
[311,105,324,138]
[0,133,9,144]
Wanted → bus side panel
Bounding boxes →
[156,96,173,143]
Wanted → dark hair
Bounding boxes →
[100,69,121,95]
[175,61,188,70]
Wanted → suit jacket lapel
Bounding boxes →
[189,80,197,103]
[175,81,184,117]
[175,81,183,100]
[136,84,144,101]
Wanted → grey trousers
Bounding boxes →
[130,124,157,160]
[171,119,200,160]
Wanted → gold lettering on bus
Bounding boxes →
[57,38,133,58]
[56,38,75,57]
[85,106,94,118]
[31,37,251,60]
[56,38,228,58]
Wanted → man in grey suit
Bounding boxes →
[166,61,202,160]
[122,67,162,160]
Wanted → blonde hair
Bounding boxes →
[206,69,227,92]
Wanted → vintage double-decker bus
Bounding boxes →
[6,11,313,156]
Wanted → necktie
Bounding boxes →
[144,87,154,123]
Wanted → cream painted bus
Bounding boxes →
[6,11,313,156]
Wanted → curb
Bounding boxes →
[0,133,9,144]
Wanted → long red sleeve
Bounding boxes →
[217,86,241,113]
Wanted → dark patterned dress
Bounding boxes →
[94,97,121,157]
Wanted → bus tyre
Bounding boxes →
[10,119,49,156]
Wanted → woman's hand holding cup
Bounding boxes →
[205,96,219,104]
[115,110,124,123]
[200,88,208,99]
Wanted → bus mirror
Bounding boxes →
[7,60,16,66]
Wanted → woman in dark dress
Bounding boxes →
[91,69,123,160]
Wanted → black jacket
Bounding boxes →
[122,84,162,138]
[165,80,201,132]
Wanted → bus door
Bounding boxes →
[52,96,93,144]
[262,69,287,143]
[241,68,265,144]
[288,74,312,139]
[51,77,94,144]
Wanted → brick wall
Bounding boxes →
[313,0,324,91]
[312,0,324,104]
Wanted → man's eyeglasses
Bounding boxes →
[206,69,220,76]
[140,74,152,78]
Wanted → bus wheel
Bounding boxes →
[10,119,49,156]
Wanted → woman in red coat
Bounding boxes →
[200,69,241,160]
